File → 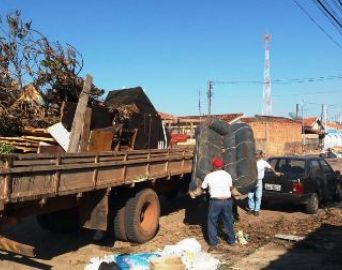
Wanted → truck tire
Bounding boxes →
[190,118,257,195]
[125,189,160,243]
[305,193,319,214]
[112,197,128,241]
[36,207,80,233]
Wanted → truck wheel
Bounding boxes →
[125,189,160,243]
[305,193,319,214]
[112,197,128,241]
[36,207,80,233]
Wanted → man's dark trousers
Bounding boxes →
[207,198,235,246]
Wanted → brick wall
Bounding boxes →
[242,119,303,156]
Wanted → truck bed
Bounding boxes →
[0,148,193,209]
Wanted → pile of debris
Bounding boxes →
[0,127,56,152]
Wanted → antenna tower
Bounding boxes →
[263,33,272,115]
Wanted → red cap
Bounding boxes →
[212,158,224,168]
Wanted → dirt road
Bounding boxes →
[0,161,341,270]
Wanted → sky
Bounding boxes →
[1,0,342,119]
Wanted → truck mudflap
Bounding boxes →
[0,235,35,257]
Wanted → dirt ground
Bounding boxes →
[0,160,341,270]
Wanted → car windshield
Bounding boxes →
[269,158,306,178]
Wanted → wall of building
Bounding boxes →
[243,119,303,156]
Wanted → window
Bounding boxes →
[318,159,332,174]
[278,159,305,177]
[268,159,277,170]
[310,160,320,174]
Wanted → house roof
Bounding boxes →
[179,113,244,123]
[158,112,177,120]
[158,113,244,124]
[241,115,299,124]
[302,117,319,127]
[325,121,342,131]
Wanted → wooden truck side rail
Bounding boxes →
[0,148,193,207]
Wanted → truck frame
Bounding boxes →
[0,148,193,257]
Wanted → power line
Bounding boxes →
[292,0,342,49]
[312,0,342,34]
[332,0,342,14]
[211,74,342,85]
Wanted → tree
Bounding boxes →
[0,10,104,134]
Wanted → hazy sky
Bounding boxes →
[1,0,342,119]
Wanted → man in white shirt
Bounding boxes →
[201,158,236,249]
[247,150,281,216]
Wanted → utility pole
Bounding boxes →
[198,89,202,121]
[262,33,272,115]
[320,104,324,122]
[302,100,306,153]
[324,104,327,126]
[207,80,213,116]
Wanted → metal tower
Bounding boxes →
[262,33,272,115]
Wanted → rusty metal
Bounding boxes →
[0,235,35,257]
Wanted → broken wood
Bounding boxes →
[22,136,55,143]
[0,140,39,147]
[79,108,92,152]
[22,127,50,137]
[68,74,93,152]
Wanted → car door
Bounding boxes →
[306,159,322,194]
[318,158,337,198]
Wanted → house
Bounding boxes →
[300,117,325,151]
[241,115,303,156]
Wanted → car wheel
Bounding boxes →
[305,193,319,214]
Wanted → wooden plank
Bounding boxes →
[21,136,55,143]
[11,148,192,160]
[68,74,92,152]
[79,108,92,152]
[0,236,35,257]
[22,127,49,137]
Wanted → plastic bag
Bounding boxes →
[191,252,220,270]
[115,252,160,270]
[84,255,115,270]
